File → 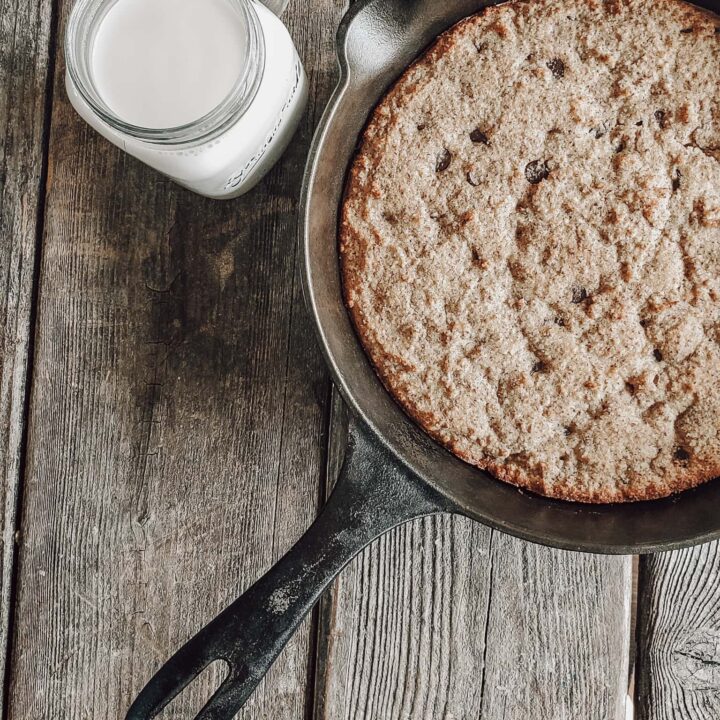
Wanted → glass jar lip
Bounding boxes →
[65,0,266,146]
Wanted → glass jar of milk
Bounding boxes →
[65,0,307,199]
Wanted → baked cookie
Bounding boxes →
[340,0,720,502]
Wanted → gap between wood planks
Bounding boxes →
[626,555,640,720]
[303,381,336,720]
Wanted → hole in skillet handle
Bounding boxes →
[124,628,237,720]
[153,661,229,719]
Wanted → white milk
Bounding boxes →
[92,0,248,129]
[65,0,308,199]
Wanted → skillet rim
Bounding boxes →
[299,0,720,554]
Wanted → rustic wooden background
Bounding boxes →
[0,0,718,717]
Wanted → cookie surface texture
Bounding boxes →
[340,0,720,502]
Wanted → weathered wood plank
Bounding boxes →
[4,0,345,716]
[636,544,720,720]
[479,535,632,720]
[0,0,56,705]
[315,392,633,719]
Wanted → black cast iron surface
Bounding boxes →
[127,0,720,717]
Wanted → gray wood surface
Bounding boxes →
[478,536,632,720]
[2,0,719,717]
[636,544,720,720]
[314,390,633,720]
[0,0,56,704]
[3,0,344,717]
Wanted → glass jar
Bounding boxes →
[65,0,308,199]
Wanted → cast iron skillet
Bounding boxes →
[127,0,720,717]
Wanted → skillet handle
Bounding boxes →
[125,417,450,720]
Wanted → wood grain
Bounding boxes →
[479,535,632,720]
[315,392,633,720]
[636,544,720,720]
[315,528,632,719]
[0,0,56,704]
[4,0,345,716]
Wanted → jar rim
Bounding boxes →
[65,0,266,146]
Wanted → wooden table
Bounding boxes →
[1,0,719,717]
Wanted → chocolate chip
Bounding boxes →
[525,159,550,184]
[625,381,636,395]
[554,316,566,327]
[653,348,663,362]
[636,120,644,127]
[591,125,607,139]
[532,361,546,373]
[655,110,667,129]
[674,447,691,462]
[672,169,681,191]
[571,286,588,304]
[614,140,627,153]
[466,170,482,187]
[435,149,452,172]
[563,426,573,436]
[547,58,565,78]
[417,122,427,131]
[680,27,694,33]
[640,318,649,328]
[469,128,490,145]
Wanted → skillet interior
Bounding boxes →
[301,0,720,553]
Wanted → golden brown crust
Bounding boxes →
[340,0,720,503]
